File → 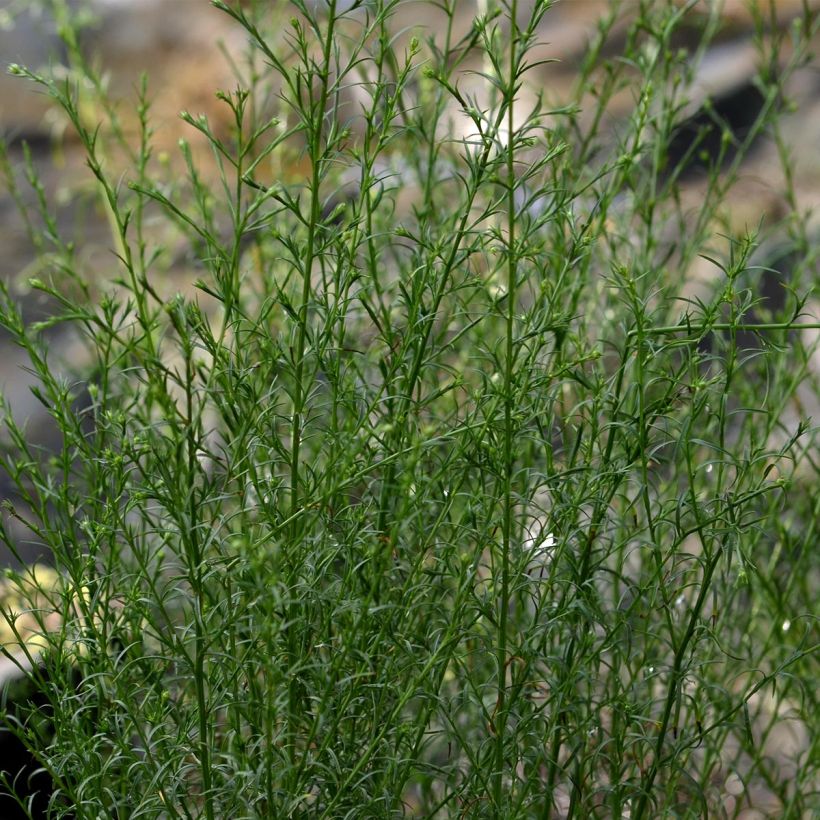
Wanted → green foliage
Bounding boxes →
[0,0,817,817]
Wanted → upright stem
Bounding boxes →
[493,0,519,808]
[288,0,338,773]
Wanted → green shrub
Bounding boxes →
[0,0,817,816]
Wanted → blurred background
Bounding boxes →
[1,0,818,566]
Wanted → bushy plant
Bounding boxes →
[0,0,817,816]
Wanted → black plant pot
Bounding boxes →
[0,670,61,820]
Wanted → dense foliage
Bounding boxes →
[0,1,817,816]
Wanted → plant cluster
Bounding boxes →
[0,0,817,817]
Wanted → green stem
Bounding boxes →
[287,0,339,779]
[493,0,519,809]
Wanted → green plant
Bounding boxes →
[0,0,817,817]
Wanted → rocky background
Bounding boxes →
[0,2,817,542]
